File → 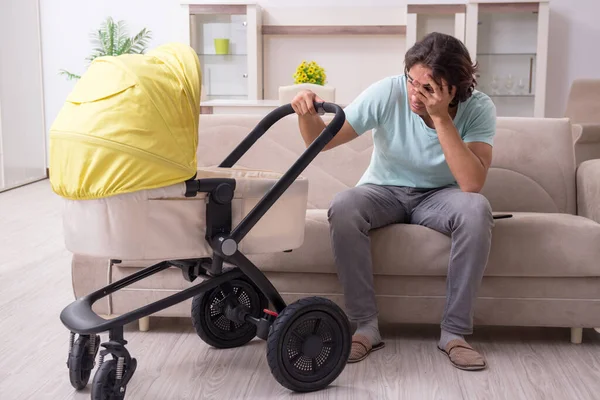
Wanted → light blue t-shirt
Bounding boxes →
[344,74,496,189]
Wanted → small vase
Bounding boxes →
[278,83,336,105]
[214,38,229,55]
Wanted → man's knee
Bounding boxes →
[327,187,376,231]
[467,192,492,215]
[454,192,493,227]
[328,189,359,223]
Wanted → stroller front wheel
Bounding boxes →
[191,277,268,348]
[67,334,100,390]
[266,296,351,392]
[91,359,129,400]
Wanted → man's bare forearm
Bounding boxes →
[298,113,326,148]
[433,115,486,192]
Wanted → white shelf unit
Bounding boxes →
[406,4,467,50]
[465,0,550,117]
[179,2,262,102]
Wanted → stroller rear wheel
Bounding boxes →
[266,296,351,392]
[191,277,268,348]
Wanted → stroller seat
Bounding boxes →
[63,166,309,261]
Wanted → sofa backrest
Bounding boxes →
[197,114,576,214]
[565,79,600,124]
[480,117,576,214]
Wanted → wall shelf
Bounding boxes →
[189,5,247,15]
[478,3,539,13]
[198,53,248,57]
[477,53,537,56]
[261,25,407,35]
[489,94,535,97]
[407,4,466,14]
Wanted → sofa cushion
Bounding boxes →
[249,210,600,278]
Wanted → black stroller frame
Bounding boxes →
[61,102,352,399]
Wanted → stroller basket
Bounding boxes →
[59,100,353,397]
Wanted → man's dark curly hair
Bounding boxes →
[404,32,478,106]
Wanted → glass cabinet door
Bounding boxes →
[190,7,249,100]
[473,3,541,117]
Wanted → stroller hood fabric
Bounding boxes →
[49,42,201,200]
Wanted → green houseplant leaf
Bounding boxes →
[60,16,152,80]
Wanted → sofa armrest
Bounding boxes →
[577,159,600,223]
[573,123,600,165]
[573,123,600,143]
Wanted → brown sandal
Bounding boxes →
[348,334,385,363]
[438,339,487,371]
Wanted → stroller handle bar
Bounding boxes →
[214,101,346,244]
[219,101,345,168]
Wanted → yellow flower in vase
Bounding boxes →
[293,60,327,86]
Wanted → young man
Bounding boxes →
[290,32,496,370]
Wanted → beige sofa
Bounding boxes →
[71,113,600,343]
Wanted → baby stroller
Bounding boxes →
[50,43,351,399]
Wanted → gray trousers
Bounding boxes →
[327,183,494,335]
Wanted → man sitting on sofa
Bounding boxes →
[290,32,496,370]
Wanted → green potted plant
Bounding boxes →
[60,16,152,80]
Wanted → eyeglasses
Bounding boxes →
[407,74,446,94]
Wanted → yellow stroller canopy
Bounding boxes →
[49,42,201,200]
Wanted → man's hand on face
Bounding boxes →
[413,74,457,120]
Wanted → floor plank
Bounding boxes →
[1,180,599,400]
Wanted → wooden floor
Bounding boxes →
[1,180,600,400]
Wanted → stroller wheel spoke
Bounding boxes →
[312,318,321,335]
[291,330,306,343]
[289,351,302,364]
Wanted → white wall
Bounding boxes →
[39,0,600,148]
[0,0,47,189]
[39,0,181,151]
[263,35,406,103]
[545,0,600,117]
